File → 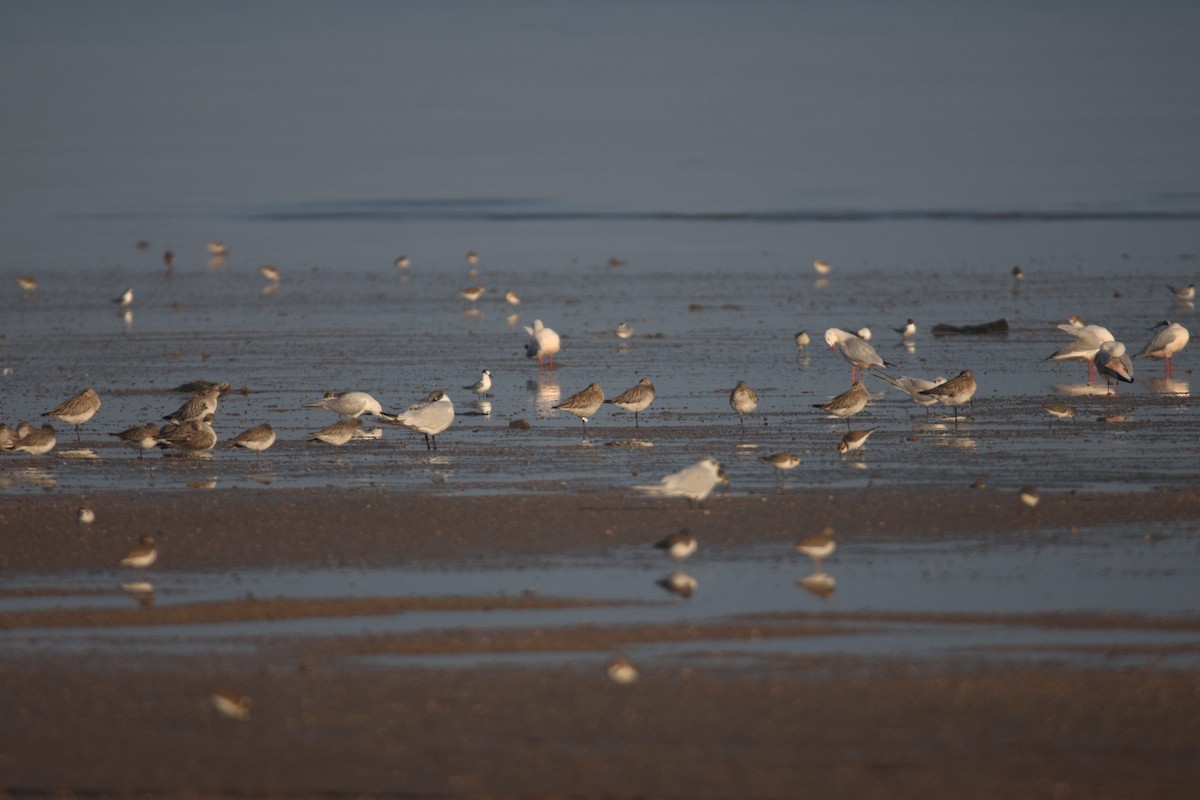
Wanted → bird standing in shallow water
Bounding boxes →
[605,378,655,428]
[43,387,101,440]
[381,390,455,450]
[1135,321,1189,377]
[553,383,605,434]
[918,370,977,424]
[796,527,836,573]
[813,381,869,430]
[824,328,893,383]
[524,319,561,371]
[1094,342,1134,395]
[729,381,758,429]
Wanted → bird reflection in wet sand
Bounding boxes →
[531,377,561,417]
[796,526,836,573]
[657,571,697,599]
[796,572,837,600]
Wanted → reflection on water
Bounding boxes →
[1055,383,1114,397]
[1143,377,1189,395]
[532,378,561,416]
[796,571,837,600]
[657,571,697,599]
[4,467,58,489]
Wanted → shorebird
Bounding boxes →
[77,507,95,525]
[227,423,276,454]
[654,529,697,561]
[156,414,217,453]
[813,259,832,275]
[113,288,134,307]
[794,330,810,350]
[466,250,479,265]
[761,452,801,472]
[304,391,384,419]
[163,250,175,267]
[1095,341,1134,394]
[874,373,946,412]
[164,383,230,424]
[838,428,875,454]
[18,276,38,291]
[1168,283,1195,302]
[394,255,411,269]
[796,527,836,573]
[0,424,17,451]
[1018,486,1040,509]
[729,380,758,429]
[633,457,727,506]
[1135,321,1189,377]
[11,423,57,456]
[464,369,493,397]
[119,535,157,568]
[553,382,605,433]
[111,422,160,456]
[813,381,869,429]
[260,265,281,283]
[606,655,638,685]
[381,390,455,450]
[504,290,521,305]
[206,241,228,256]
[615,322,634,340]
[605,378,655,427]
[212,689,252,721]
[460,285,486,302]
[524,319,561,370]
[310,418,363,446]
[893,319,917,337]
[43,387,101,439]
[1012,265,1024,282]
[824,328,893,383]
[1043,403,1076,426]
[919,370,977,423]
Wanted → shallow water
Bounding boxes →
[3,520,1197,670]
[1,242,1197,495]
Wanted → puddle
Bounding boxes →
[3,521,1196,670]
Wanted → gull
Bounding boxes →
[615,322,634,340]
[730,380,758,429]
[824,328,893,383]
[119,535,157,568]
[654,529,697,561]
[918,370,977,423]
[309,418,362,446]
[112,422,160,457]
[873,373,947,412]
[227,423,276,454]
[1094,341,1134,395]
[796,527,836,573]
[605,378,655,427]
[553,382,604,433]
[43,387,101,439]
[893,319,917,337]
[855,327,872,341]
[838,428,875,454]
[813,259,832,275]
[394,255,411,269]
[1135,321,1189,377]
[164,383,231,424]
[460,285,486,302]
[794,330,810,350]
[1047,317,1114,384]
[212,689,252,721]
[812,381,869,429]
[633,457,727,506]
[464,369,493,397]
[381,390,455,449]
[113,288,134,307]
[504,289,521,305]
[156,414,217,452]
[525,320,561,370]
[12,423,57,456]
[304,391,383,419]
[1168,283,1195,302]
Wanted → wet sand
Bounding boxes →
[2,487,1200,797]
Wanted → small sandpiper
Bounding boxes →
[310,418,363,446]
[212,689,252,720]
[606,655,639,685]
[654,529,697,561]
[730,380,759,429]
[112,423,159,456]
[838,428,875,454]
[227,423,276,454]
[1018,486,1040,509]
[119,535,158,568]
[796,527,836,573]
